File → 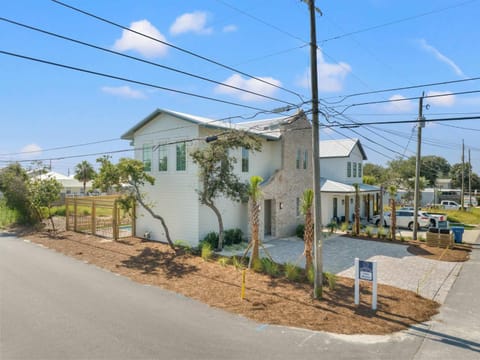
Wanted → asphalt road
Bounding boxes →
[0,232,446,359]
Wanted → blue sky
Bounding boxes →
[1,0,479,176]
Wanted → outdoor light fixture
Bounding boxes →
[279,202,283,209]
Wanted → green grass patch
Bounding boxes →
[0,201,19,228]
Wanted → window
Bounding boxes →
[353,162,357,177]
[176,142,186,171]
[158,145,168,172]
[296,197,300,216]
[347,161,351,177]
[242,147,249,172]
[296,149,301,169]
[303,150,308,169]
[358,163,362,178]
[143,144,152,172]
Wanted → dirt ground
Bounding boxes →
[6,226,452,336]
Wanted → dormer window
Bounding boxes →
[353,162,357,177]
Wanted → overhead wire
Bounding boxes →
[51,0,305,102]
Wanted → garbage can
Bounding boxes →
[451,226,464,243]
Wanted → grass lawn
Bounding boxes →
[429,207,480,228]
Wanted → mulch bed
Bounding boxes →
[6,227,444,335]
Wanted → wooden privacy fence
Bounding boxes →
[66,195,135,240]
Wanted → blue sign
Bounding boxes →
[359,260,373,281]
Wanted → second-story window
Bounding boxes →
[158,145,168,172]
[303,150,308,169]
[242,147,249,172]
[347,161,351,177]
[296,149,301,169]
[358,162,362,178]
[353,162,357,177]
[176,142,186,171]
[296,197,300,216]
[143,144,152,172]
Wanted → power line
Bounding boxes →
[0,17,296,107]
[319,0,478,44]
[323,115,480,127]
[0,50,277,113]
[51,0,305,102]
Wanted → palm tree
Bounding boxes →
[354,183,360,235]
[248,175,263,268]
[74,161,96,195]
[301,189,314,272]
[388,185,397,240]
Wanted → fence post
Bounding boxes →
[91,198,96,236]
[113,200,118,241]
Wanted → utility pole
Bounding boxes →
[307,0,323,299]
[461,140,465,210]
[469,148,472,207]
[413,92,425,240]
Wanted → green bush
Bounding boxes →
[223,228,243,246]
[52,205,66,216]
[340,222,349,232]
[201,232,219,249]
[201,242,213,261]
[217,257,229,267]
[261,258,280,276]
[251,258,264,273]
[306,265,315,284]
[296,224,305,239]
[232,256,245,270]
[323,271,337,290]
[365,225,374,238]
[285,262,301,281]
[327,221,338,233]
[377,227,386,239]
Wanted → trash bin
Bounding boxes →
[451,226,464,243]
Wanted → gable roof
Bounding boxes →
[319,138,367,160]
[121,108,301,141]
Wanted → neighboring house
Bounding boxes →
[435,178,452,189]
[121,108,379,245]
[35,171,92,196]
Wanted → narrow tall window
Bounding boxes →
[296,197,300,216]
[353,162,357,177]
[158,145,168,172]
[303,150,308,169]
[347,161,351,177]
[358,163,362,178]
[176,142,186,171]
[242,147,249,172]
[143,144,152,172]
[296,149,301,169]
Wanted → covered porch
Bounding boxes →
[320,179,381,225]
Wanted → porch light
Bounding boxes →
[279,202,283,209]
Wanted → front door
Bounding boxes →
[264,200,272,236]
[333,197,338,221]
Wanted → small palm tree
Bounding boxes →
[354,183,360,235]
[248,175,263,268]
[74,161,96,194]
[388,185,397,240]
[301,189,314,272]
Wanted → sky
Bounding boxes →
[1,0,480,176]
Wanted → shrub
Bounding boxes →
[340,222,349,232]
[285,262,301,281]
[201,242,213,261]
[251,258,264,273]
[377,227,386,239]
[306,265,314,284]
[174,240,193,254]
[327,221,338,233]
[232,256,245,270]
[323,271,337,290]
[217,257,229,267]
[52,205,66,216]
[365,226,374,238]
[296,224,305,239]
[261,258,280,276]
[223,228,243,246]
[202,232,219,249]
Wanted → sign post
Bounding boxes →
[354,257,377,310]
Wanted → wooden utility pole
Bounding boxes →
[307,0,323,299]
[413,93,425,240]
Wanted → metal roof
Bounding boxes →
[319,138,367,160]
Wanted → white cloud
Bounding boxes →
[214,73,281,101]
[383,94,415,113]
[170,11,213,35]
[21,143,42,157]
[296,49,351,92]
[222,24,238,33]
[113,20,168,58]
[426,91,455,107]
[418,39,465,78]
[101,85,146,99]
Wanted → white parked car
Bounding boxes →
[440,200,460,210]
[371,210,430,230]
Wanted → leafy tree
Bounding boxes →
[362,175,376,185]
[387,157,415,187]
[421,156,450,186]
[190,130,262,250]
[74,160,96,194]
[247,175,263,268]
[0,163,35,224]
[363,163,386,184]
[29,177,62,231]
[449,163,480,190]
[93,156,175,250]
[300,189,314,272]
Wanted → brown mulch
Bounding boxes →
[11,227,441,335]
[342,234,471,262]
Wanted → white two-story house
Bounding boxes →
[121,108,379,245]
